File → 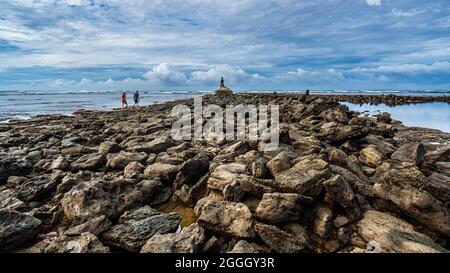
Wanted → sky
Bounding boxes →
[0,0,449,91]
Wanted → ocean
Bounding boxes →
[1,89,449,132]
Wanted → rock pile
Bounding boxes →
[0,93,449,253]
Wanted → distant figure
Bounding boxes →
[122,92,128,109]
[305,89,310,96]
[133,91,140,106]
[220,77,225,88]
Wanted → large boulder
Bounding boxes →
[102,206,180,252]
[356,210,448,253]
[0,209,41,251]
[207,163,253,191]
[256,193,309,223]
[323,175,362,221]
[373,168,450,236]
[141,223,206,253]
[197,201,254,238]
[61,179,143,224]
[175,154,210,186]
[273,158,331,197]
[64,215,112,237]
[266,151,291,176]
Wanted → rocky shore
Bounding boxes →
[0,93,449,253]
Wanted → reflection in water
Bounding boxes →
[343,102,450,133]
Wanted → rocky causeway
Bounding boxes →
[0,93,449,253]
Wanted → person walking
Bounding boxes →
[133,91,140,106]
[122,91,128,110]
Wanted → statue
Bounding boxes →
[215,77,233,95]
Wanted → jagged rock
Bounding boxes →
[106,151,147,170]
[314,207,333,239]
[359,145,385,167]
[50,156,70,171]
[44,233,110,253]
[0,209,41,251]
[323,175,362,221]
[266,151,291,176]
[333,216,349,228]
[391,143,425,165]
[61,179,143,224]
[373,168,450,236]
[197,200,254,238]
[207,163,253,191]
[64,215,112,236]
[0,188,24,210]
[102,206,180,252]
[141,223,206,253]
[256,193,309,223]
[123,161,145,179]
[223,182,244,202]
[17,177,57,202]
[0,156,32,183]
[175,154,210,186]
[273,158,331,197]
[71,153,106,171]
[376,112,392,123]
[144,163,178,183]
[356,210,448,253]
[228,240,258,253]
[254,223,308,253]
[136,179,172,206]
[98,141,121,154]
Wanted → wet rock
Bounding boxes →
[106,151,147,170]
[141,223,206,253]
[356,210,448,253]
[391,143,425,166]
[254,223,308,253]
[64,215,112,236]
[102,206,180,252]
[373,168,450,236]
[376,112,392,124]
[256,193,308,223]
[0,209,41,251]
[144,162,178,184]
[273,158,331,197]
[197,200,254,238]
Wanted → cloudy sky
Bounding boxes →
[0,0,449,91]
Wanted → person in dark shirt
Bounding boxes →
[133,91,140,106]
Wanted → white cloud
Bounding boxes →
[366,0,381,6]
[392,8,425,17]
[144,63,188,84]
[190,65,256,84]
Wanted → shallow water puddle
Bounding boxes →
[158,201,197,228]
